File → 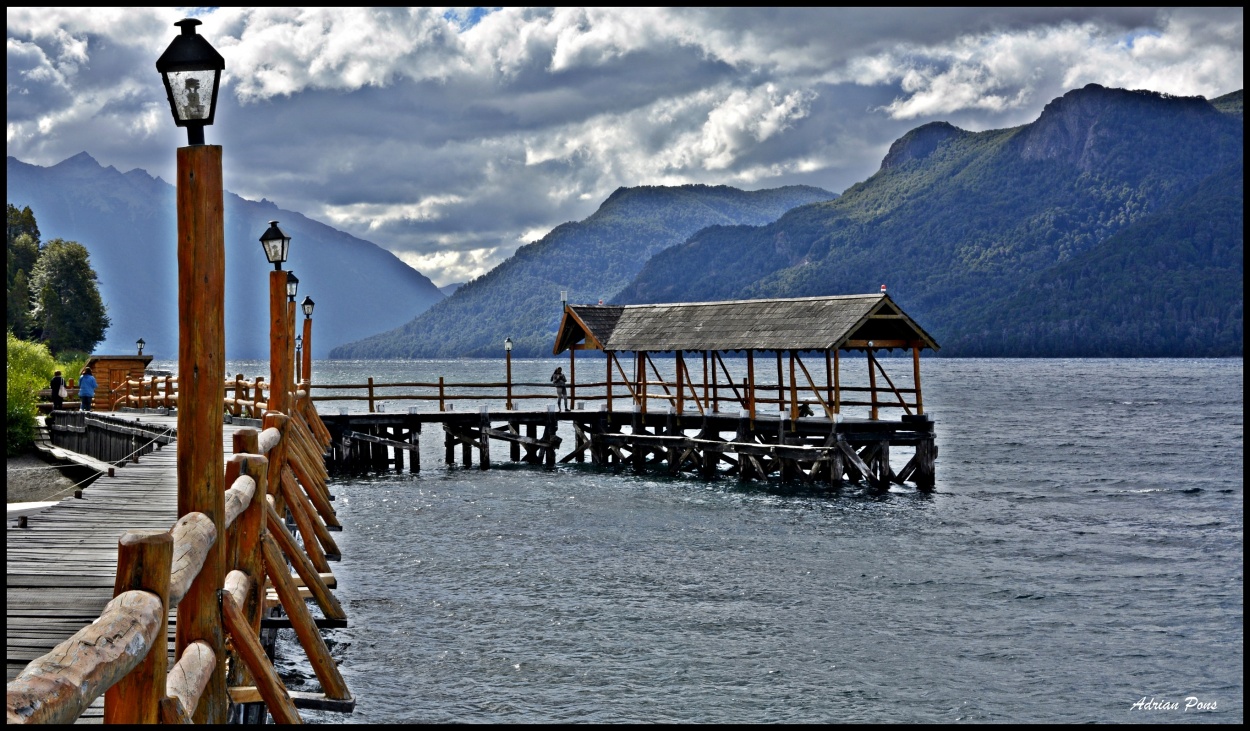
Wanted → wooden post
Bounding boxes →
[746,350,756,421]
[638,351,647,412]
[776,350,784,414]
[833,349,841,414]
[606,352,613,413]
[867,349,878,421]
[569,347,576,410]
[302,314,313,388]
[438,376,445,412]
[912,342,924,415]
[788,350,798,425]
[231,447,267,638]
[825,350,833,414]
[103,530,172,724]
[700,352,710,409]
[288,298,298,396]
[505,349,513,410]
[711,351,718,413]
[269,270,290,414]
[174,142,227,724]
[165,375,173,410]
[675,352,685,416]
[367,376,375,413]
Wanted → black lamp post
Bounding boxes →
[286,271,299,395]
[504,337,513,410]
[260,220,291,270]
[261,222,293,411]
[136,337,145,356]
[156,19,225,147]
[157,17,228,724]
[295,335,303,382]
[301,296,315,386]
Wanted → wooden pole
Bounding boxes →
[912,342,924,415]
[269,270,290,413]
[103,530,172,724]
[505,348,513,410]
[867,348,878,421]
[746,350,755,421]
[606,352,613,413]
[288,299,297,396]
[825,350,833,413]
[776,351,784,414]
[675,352,684,415]
[175,143,227,724]
[788,349,798,424]
[639,351,647,412]
[569,346,576,410]
[834,349,841,414]
[302,314,313,387]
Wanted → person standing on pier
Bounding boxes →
[50,370,66,411]
[551,366,568,411]
[78,367,98,412]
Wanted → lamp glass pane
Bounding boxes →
[165,70,217,121]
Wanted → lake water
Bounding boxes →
[154,357,1244,722]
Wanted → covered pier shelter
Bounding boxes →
[552,292,941,489]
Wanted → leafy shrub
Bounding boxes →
[6,331,55,456]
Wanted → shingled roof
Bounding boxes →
[554,294,939,354]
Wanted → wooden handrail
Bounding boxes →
[6,590,165,725]
[8,393,348,724]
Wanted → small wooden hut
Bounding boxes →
[553,292,939,421]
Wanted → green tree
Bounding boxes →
[7,268,32,338]
[29,239,110,355]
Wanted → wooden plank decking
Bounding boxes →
[5,413,233,721]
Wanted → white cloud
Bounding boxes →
[6,7,1243,286]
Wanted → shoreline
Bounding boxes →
[7,450,80,504]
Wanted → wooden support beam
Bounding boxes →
[265,499,347,621]
[220,591,302,724]
[261,533,352,700]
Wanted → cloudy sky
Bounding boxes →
[7,7,1243,286]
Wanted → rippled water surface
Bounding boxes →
[192,358,1243,723]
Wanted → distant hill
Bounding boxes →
[614,85,1244,357]
[6,154,445,358]
[439,282,465,296]
[330,184,837,358]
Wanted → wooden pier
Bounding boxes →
[7,394,353,724]
[320,407,935,490]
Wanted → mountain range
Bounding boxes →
[329,184,838,358]
[6,153,445,359]
[9,83,1242,360]
[614,84,1243,356]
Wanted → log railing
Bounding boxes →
[6,392,347,724]
[306,376,918,418]
[110,375,272,418]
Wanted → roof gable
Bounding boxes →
[554,294,939,353]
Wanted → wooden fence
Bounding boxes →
[6,391,349,724]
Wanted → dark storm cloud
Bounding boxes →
[7,7,1243,285]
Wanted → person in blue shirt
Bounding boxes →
[78,367,98,412]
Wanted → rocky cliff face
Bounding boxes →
[1015,84,1219,170]
[879,122,965,170]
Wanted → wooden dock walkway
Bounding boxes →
[7,414,251,719]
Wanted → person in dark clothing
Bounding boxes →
[550,366,568,411]
[50,370,66,411]
[78,367,98,412]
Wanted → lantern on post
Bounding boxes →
[259,220,290,270]
[136,337,146,356]
[301,296,315,386]
[504,337,513,410]
[157,17,229,723]
[155,19,225,146]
